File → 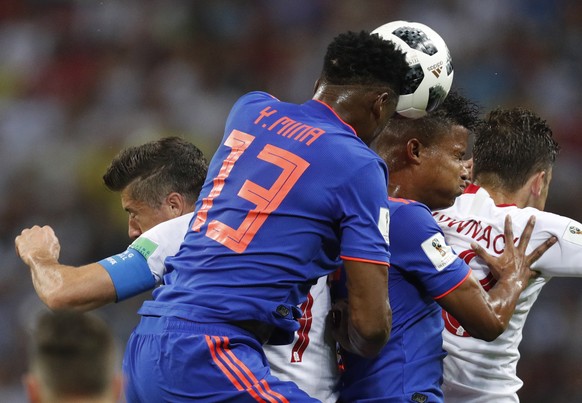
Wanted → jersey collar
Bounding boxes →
[463,183,517,207]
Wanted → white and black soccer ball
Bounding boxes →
[373,20,454,118]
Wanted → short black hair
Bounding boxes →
[374,90,480,163]
[321,30,408,92]
[103,136,208,207]
[431,90,482,133]
[472,107,559,191]
[28,310,116,398]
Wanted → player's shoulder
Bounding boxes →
[388,197,436,232]
[139,213,194,242]
[518,207,582,236]
[388,197,429,214]
[241,91,278,102]
[232,91,279,110]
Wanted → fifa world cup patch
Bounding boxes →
[129,237,159,260]
[378,207,390,244]
[421,232,456,271]
[563,220,582,246]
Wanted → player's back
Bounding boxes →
[339,197,469,402]
[142,91,391,338]
[434,184,579,401]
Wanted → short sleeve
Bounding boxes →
[390,203,470,299]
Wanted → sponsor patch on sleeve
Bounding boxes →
[421,232,457,271]
[378,207,390,244]
[129,236,159,260]
[562,220,582,246]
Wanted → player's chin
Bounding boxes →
[459,182,468,194]
[445,187,464,206]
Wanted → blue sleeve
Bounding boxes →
[98,247,156,302]
[338,159,391,265]
[389,202,470,299]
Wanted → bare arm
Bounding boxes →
[15,225,117,311]
[330,260,390,358]
[438,215,557,341]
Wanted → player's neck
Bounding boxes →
[478,183,528,208]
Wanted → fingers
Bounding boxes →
[503,215,515,247]
[527,235,557,265]
[516,215,536,252]
[15,225,58,257]
[470,241,492,266]
[329,309,342,329]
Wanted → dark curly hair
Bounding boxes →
[472,107,559,192]
[374,90,480,163]
[431,90,482,133]
[320,30,408,93]
[103,136,208,207]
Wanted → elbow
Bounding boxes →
[43,295,71,311]
[350,306,392,358]
[358,328,390,358]
[42,289,82,311]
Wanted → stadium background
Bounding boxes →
[0,1,580,401]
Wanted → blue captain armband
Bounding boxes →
[98,247,156,302]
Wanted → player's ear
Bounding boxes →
[530,171,546,197]
[166,192,186,217]
[372,92,394,121]
[406,138,422,164]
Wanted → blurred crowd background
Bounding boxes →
[1,1,581,401]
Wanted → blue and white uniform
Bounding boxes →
[121,91,391,402]
[99,213,339,402]
[338,197,470,403]
[98,213,193,301]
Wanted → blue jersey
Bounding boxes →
[139,91,391,342]
[339,198,471,402]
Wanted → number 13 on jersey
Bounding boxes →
[192,129,310,253]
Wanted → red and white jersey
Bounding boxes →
[433,184,582,402]
[136,214,339,402]
[264,276,339,402]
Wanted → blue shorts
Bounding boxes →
[123,315,318,402]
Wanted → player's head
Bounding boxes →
[103,136,208,238]
[315,30,408,145]
[472,107,559,210]
[374,91,480,210]
[24,310,122,403]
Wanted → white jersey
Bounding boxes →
[135,212,195,285]
[433,185,582,402]
[133,214,339,402]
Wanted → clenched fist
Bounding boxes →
[15,225,61,267]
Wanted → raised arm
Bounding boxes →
[438,215,557,341]
[16,225,118,311]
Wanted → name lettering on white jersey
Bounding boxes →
[421,233,456,271]
[378,207,390,245]
[563,220,582,246]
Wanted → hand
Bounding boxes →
[471,215,557,288]
[328,299,349,350]
[15,225,61,267]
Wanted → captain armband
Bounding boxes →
[98,248,156,302]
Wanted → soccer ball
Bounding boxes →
[373,21,454,118]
